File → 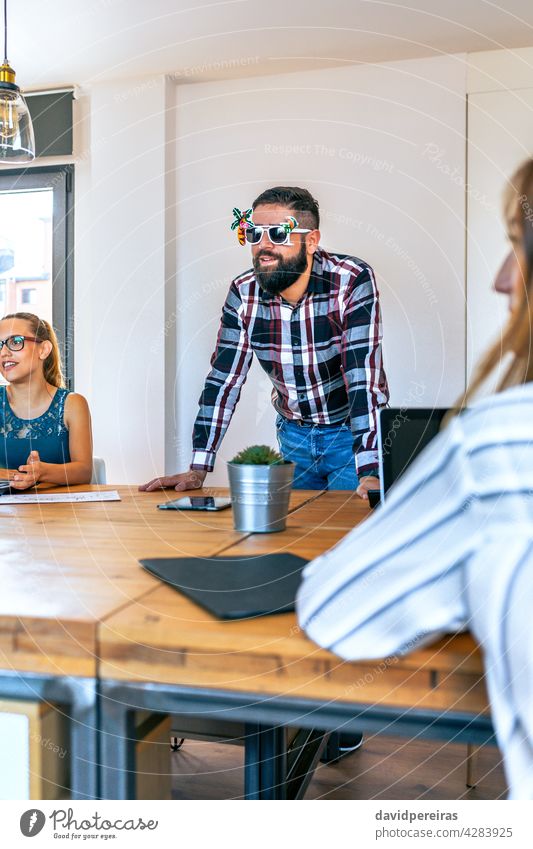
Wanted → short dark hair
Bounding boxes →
[252,186,319,229]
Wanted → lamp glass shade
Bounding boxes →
[0,87,35,162]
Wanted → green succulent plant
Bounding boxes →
[230,445,285,465]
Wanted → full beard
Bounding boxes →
[253,241,308,295]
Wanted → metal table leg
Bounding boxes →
[244,723,287,799]
[65,677,99,800]
[99,689,137,799]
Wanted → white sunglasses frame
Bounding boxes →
[244,224,312,247]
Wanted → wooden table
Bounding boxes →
[0,485,492,799]
[98,490,493,800]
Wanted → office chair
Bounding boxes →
[91,457,107,485]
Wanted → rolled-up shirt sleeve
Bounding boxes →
[341,265,389,478]
[191,281,253,471]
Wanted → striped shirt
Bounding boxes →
[191,247,389,476]
[296,382,533,799]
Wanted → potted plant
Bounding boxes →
[227,445,295,533]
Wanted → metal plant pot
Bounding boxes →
[227,461,295,533]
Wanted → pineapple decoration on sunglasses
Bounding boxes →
[231,208,254,246]
[231,208,300,246]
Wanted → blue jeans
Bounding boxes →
[276,415,359,490]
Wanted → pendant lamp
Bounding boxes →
[0,0,34,162]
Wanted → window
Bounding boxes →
[0,166,74,385]
[21,288,37,305]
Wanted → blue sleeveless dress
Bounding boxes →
[0,386,71,469]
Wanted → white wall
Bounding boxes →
[173,55,467,485]
[467,49,533,390]
[74,77,170,484]
[467,89,533,389]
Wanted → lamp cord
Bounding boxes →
[3,0,7,64]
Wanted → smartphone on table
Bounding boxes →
[158,496,232,512]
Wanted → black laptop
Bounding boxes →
[378,407,449,500]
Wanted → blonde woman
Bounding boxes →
[0,312,92,489]
[297,159,533,799]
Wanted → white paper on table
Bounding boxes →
[0,490,121,504]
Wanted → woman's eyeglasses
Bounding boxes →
[0,335,42,352]
[245,225,312,246]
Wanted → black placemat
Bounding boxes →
[140,553,309,620]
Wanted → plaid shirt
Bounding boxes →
[191,246,389,476]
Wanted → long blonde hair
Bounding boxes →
[2,312,65,388]
[458,158,533,410]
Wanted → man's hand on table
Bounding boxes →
[139,468,207,493]
[140,467,378,499]
[356,475,380,501]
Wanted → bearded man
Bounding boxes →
[141,186,389,499]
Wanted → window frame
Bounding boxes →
[0,165,74,386]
